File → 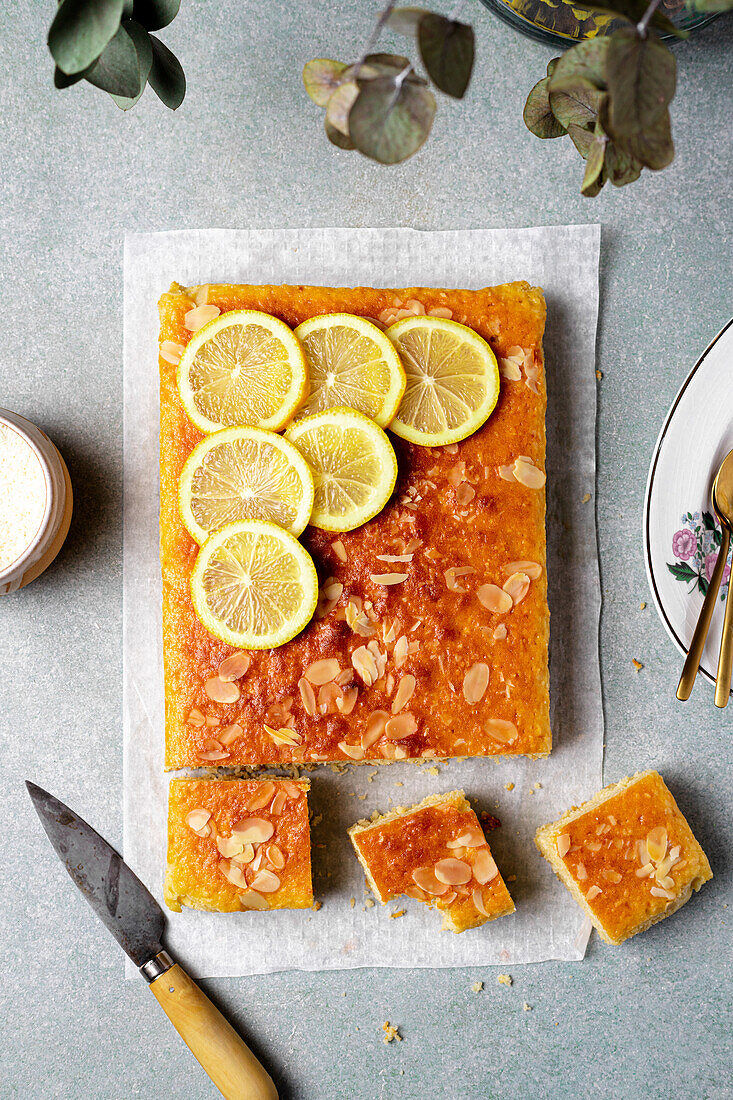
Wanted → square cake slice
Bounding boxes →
[348,790,515,932]
[535,771,712,945]
[164,778,313,913]
[160,280,549,767]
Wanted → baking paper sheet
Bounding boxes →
[123,226,602,978]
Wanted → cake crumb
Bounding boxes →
[639,601,646,610]
[523,1002,532,1011]
[313,900,322,911]
[427,767,439,777]
[480,811,501,830]
[497,974,513,986]
[632,658,644,672]
[394,781,404,787]
[389,909,406,919]
[596,369,603,380]
[533,782,541,790]
[383,1021,402,1044]
[472,981,484,992]
[365,898,375,908]
[350,897,355,908]
[582,493,591,503]
[505,782,515,791]
[507,874,517,882]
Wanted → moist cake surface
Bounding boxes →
[348,790,515,932]
[160,281,550,767]
[164,778,313,913]
[535,771,712,945]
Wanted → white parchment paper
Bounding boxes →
[123,226,602,978]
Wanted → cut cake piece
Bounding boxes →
[348,789,515,932]
[535,770,712,945]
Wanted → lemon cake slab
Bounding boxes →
[159,281,550,767]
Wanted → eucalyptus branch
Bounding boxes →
[352,3,396,79]
[637,0,664,36]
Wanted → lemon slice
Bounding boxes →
[293,314,406,427]
[387,317,500,446]
[177,310,309,432]
[285,407,398,532]
[191,520,318,649]
[179,427,315,543]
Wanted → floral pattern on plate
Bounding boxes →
[667,510,731,599]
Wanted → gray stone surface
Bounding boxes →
[0,3,731,1098]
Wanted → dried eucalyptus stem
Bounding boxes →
[637,0,664,36]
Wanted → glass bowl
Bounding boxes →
[477,0,718,46]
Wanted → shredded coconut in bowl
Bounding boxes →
[0,424,47,572]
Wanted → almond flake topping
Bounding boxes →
[406,884,428,901]
[456,483,475,506]
[186,708,205,728]
[186,809,211,834]
[502,560,542,580]
[232,843,255,865]
[585,885,602,901]
[217,835,244,858]
[304,659,341,685]
[352,645,379,686]
[393,635,409,668]
[197,738,230,761]
[485,718,518,744]
[462,662,490,704]
[220,860,249,889]
[635,862,654,878]
[434,858,472,886]
[384,713,417,740]
[391,675,416,714]
[298,677,317,717]
[412,867,449,896]
[331,539,347,562]
[246,782,275,810]
[184,303,221,332]
[336,686,358,714]
[232,817,274,844]
[577,862,588,880]
[493,624,508,641]
[447,826,486,849]
[429,307,453,318]
[472,887,490,917]
[503,572,531,605]
[445,566,475,592]
[376,554,413,563]
[239,889,269,910]
[602,869,622,884]
[650,886,675,900]
[250,869,280,894]
[476,583,513,614]
[204,677,241,704]
[338,741,365,760]
[267,844,286,870]
[362,710,389,750]
[370,572,408,585]
[646,826,667,863]
[264,724,302,747]
[512,457,546,489]
[270,790,287,815]
[499,358,522,381]
[472,849,499,884]
[217,652,251,681]
[160,340,185,365]
[218,723,243,746]
[556,834,571,857]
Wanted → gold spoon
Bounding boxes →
[677,448,733,704]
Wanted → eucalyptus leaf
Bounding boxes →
[325,81,360,137]
[325,119,356,150]
[303,59,348,107]
[547,57,560,78]
[550,37,609,90]
[418,14,475,99]
[549,76,604,132]
[110,19,153,109]
[567,121,596,157]
[605,142,643,185]
[148,33,186,109]
[48,0,124,75]
[605,28,676,140]
[385,7,431,34]
[54,65,90,89]
[85,23,141,97]
[132,0,181,31]
[614,107,674,169]
[523,76,566,138]
[349,71,436,164]
[581,134,606,195]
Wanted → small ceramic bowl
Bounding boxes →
[0,409,73,595]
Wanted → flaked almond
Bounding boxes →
[270,790,287,815]
[391,674,416,714]
[376,553,413,563]
[246,781,275,810]
[502,560,542,580]
[218,723,243,747]
[204,677,241,704]
[282,780,302,799]
[477,583,513,614]
[472,887,490,917]
[160,340,186,365]
[506,345,524,360]
[650,886,675,900]
[317,682,341,714]
[216,835,244,858]
[585,885,602,901]
[441,891,458,906]
[577,862,588,881]
[185,303,221,332]
[646,826,667,863]
[362,710,388,750]
[338,741,365,760]
[336,686,358,714]
[186,707,206,728]
[384,713,417,740]
[493,624,508,641]
[264,724,301,747]
[526,378,540,395]
[447,826,486,850]
[193,285,210,306]
[331,539,347,562]
[239,889,269,910]
[472,848,499,884]
[428,306,453,319]
[393,635,409,668]
[205,716,220,727]
[657,875,675,891]
[513,457,546,489]
[250,869,280,893]
[556,834,571,857]
[304,658,341,685]
[456,483,475,507]
[352,645,378,686]
[217,652,251,681]
[447,461,466,488]
[503,572,530,605]
[485,718,518,744]
[220,860,249,889]
[462,662,490,704]
[406,884,428,901]
[197,738,230,761]
[412,866,449,896]
[232,817,274,844]
[635,862,654,878]
[405,298,426,315]
[499,358,522,381]
[298,677,317,716]
[267,844,286,870]
[232,842,255,865]
[498,465,516,482]
[186,808,211,833]
[445,565,475,592]
[434,858,472,886]
[602,868,623,884]
[370,572,408,586]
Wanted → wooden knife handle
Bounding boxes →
[149,963,278,1100]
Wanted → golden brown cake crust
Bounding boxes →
[535,771,712,945]
[160,281,549,768]
[348,790,515,932]
[164,778,313,913]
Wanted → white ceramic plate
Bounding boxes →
[644,318,733,693]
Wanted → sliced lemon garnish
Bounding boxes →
[177,310,309,433]
[387,317,500,446]
[178,427,315,543]
[191,520,318,649]
[293,314,406,427]
[285,407,398,532]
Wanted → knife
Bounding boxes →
[26,781,278,1100]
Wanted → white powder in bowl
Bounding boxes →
[0,423,48,572]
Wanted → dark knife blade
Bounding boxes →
[26,781,165,968]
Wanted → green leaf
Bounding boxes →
[604,141,643,185]
[353,54,414,78]
[606,28,676,141]
[523,76,567,138]
[325,119,356,150]
[547,58,560,78]
[614,106,674,169]
[325,81,360,138]
[567,121,596,157]
[85,22,141,97]
[349,70,436,164]
[581,133,607,195]
[385,7,431,34]
[550,37,609,91]
[667,561,699,581]
[418,14,475,99]
[110,19,153,109]
[54,65,90,89]
[132,0,180,31]
[148,33,186,109]
[303,59,348,107]
[48,0,124,75]
[702,511,717,530]
[549,76,604,132]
